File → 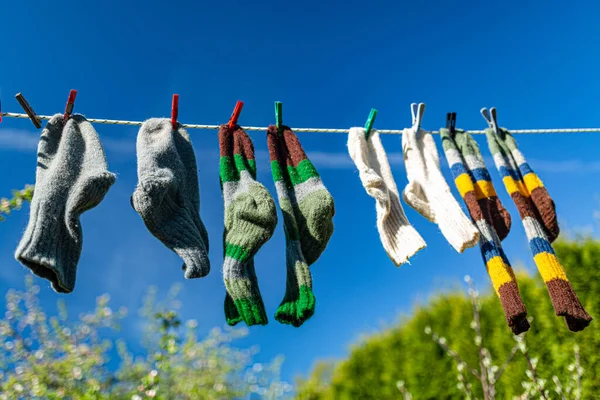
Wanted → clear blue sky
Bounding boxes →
[1,0,600,385]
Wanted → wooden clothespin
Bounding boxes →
[171,94,179,130]
[15,93,42,129]
[364,108,378,140]
[228,100,244,129]
[410,102,426,130]
[445,112,456,137]
[64,90,77,121]
[274,101,283,136]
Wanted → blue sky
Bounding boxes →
[1,0,600,385]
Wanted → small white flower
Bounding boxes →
[252,363,263,372]
[131,395,142,400]
[424,326,432,335]
[73,366,82,380]
[150,369,158,378]
[15,366,24,375]
[103,307,112,317]
[531,357,538,368]
[146,389,156,398]
[35,350,44,359]
[526,370,533,379]
[186,319,198,329]
[14,383,23,393]
[213,383,224,392]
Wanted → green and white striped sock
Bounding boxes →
[267,125,334,326]
[219,125,278,326]
[279,128,335,266]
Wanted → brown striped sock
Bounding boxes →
[486,128,591,331]
[494,129,559,242]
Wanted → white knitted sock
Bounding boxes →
[402,126,479,253]
[348,127,426,265]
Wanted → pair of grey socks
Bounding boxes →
[16,116,209,293]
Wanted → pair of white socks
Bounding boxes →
[347,126,478,266]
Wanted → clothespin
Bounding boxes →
[15,93,42,129]
[228,100,244,129]
[63,90,77,121]
[275,101,283,136]
[410,102,426,130]
[446,112,456,137]
[171,94,179,130]
[0,95,2,123]
[364,108,378,140]
[481,107,503,136]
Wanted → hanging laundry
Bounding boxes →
[401,105,479,252]
[131,118,210,279]
[15,114,115,293]
[219,124,278,326]
[347,127,426,265]
[486,127,592,331]
[441,127,528,334]
[267,125,335,327]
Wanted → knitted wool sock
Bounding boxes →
[219,125,278,326]
[492,129,559,242]
[486,128,591,332]
[267,125,317,327]
[348,127,426,265]
[402,126,479,253]
[441,129,512,240]
[441,128,528,334]
[15,114,115,293]
[132,118,210,279]
[277,129,335,266]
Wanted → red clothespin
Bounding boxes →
[171,94,179,130]
[0,96,3,123]
[64,90,77,121]
[228,100,244,129]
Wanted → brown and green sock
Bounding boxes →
[219,125,278,326]
[277,128,335,265]
[268,125,329,327]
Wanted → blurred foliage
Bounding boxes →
[0,185,34,222]
[296,239,600,399]
[0,278,291,399]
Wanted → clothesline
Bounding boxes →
[2,111,600,135]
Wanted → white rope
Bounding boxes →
[3,111,600,134]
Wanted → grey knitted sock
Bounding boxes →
[15,114,116,293]
[131,118,210,278]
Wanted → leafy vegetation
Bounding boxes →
[0,278,291,399]
[296,239,599,399]
[0,185,34,221]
